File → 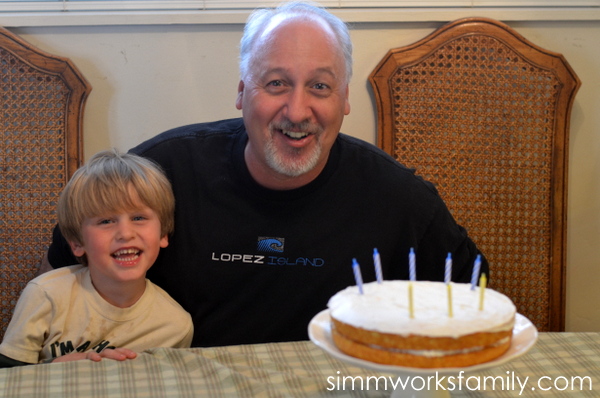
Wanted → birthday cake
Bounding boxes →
[327,280,516,368]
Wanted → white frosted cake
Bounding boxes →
[327,280,516,368]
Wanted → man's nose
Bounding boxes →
[283,88,312,123]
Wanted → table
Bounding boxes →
[0,333,598,397]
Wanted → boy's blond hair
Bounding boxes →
[57,149,175,247]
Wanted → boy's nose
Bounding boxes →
[116,221,135,240]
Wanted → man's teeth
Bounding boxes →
[283,130,309,139]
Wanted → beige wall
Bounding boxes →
[8,18,600,332]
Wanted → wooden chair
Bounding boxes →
[1,27,91,340]
[369,17,580,332]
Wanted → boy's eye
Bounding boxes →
[132,215,146,221]
[98,218,113,225]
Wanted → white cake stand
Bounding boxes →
[308,310,537,398]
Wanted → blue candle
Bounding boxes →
[470,254,482,290]
[445,252,452,284]
[352,258,364,295]
[373,248,383,284]
[409,247,416,281]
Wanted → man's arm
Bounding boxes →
[0,353,31,369]
[36,251,54,277]
[37,225,78,277]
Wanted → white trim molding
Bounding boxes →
[0,1,599,26]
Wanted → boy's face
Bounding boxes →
[69,192,168,287]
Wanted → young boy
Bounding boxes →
[0,149,193,367]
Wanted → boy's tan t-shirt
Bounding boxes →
[0,265,193,363]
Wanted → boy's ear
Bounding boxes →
[68,241,86,257]
[160,235,169,249]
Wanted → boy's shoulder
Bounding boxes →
[147,280,189,313]
[31,264,86,287]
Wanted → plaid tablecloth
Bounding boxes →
[0,333,598,397]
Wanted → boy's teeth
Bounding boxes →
[113,249,140,258]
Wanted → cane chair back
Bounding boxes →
[1,27,91,340]
[369,17,580,331]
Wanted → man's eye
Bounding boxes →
[267,80,283,87]
[313,83,329,90]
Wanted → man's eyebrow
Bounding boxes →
[314,67,338,79]
[262,66,339,80]
[262,67,287,76]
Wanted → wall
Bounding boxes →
[7,17,600,332]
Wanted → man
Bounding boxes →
[43,2,488,347]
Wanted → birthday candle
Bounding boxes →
[408,282,414,318]
[373,248,383,284]
[470,254,482,290]
[445,253,453,317]
[479,273,487,310]
[409,247,416,281]
[447,283,453,318]
[444,252,452,284]
[352,258,364,295]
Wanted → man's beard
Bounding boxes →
[265,120,323,177]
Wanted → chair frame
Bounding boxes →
[1,26,91,177]
[369,17,580,331]
[1,27,91,340]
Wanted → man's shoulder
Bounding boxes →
[336,133,414,174]
[130,118,244,156]
[336,133,439,194]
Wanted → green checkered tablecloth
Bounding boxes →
[0,333,598,397]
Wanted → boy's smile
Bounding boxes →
[112,247,143,266]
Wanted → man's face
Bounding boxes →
[236,18,351,190]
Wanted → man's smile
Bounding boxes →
[282,130,310,140]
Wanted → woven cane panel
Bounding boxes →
[1,48,69,337]
[391,35,558,331]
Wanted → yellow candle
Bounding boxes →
[447,283,453,317]
[479,273,487,310]
[408,282,414,318]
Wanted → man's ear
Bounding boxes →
[344,85,351,115]
[235,80,245,110]
[68,241,86,257]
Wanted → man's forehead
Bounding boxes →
[258,13,336,44]
[247,12,347,84]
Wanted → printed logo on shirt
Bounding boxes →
[209,236,324,267]
[257,237,284,253]
[50,339,114,358]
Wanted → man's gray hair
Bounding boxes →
[239,1,353,84]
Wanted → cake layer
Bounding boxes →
[331,326,512,368]
[331,316,512,351]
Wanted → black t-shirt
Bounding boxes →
[49,118,487,347]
